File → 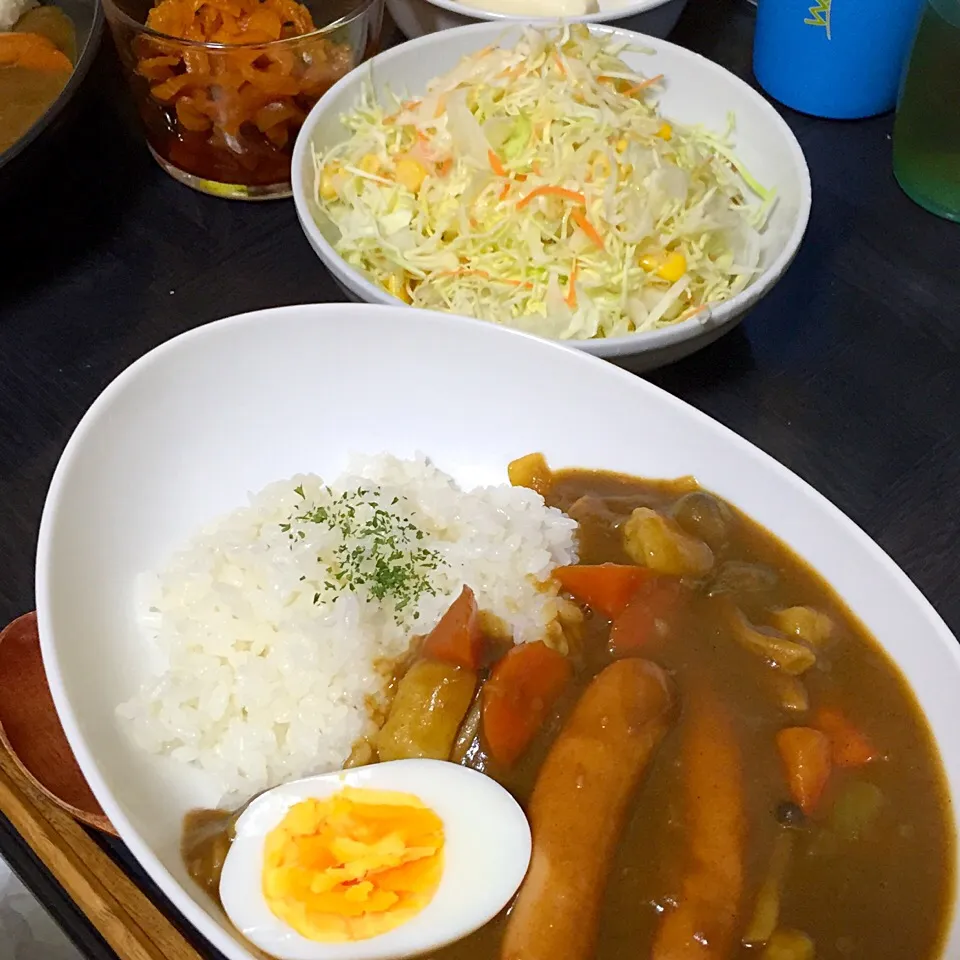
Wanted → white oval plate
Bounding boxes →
[37,304,958,959]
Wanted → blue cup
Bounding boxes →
[753,0,925,119]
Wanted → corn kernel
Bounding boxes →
[615,138,628,153]
[384,274,411,303]
[657,123,672,141]
[394,156,427,194]
[590,152,611,179]
[639,253,661,272]
[358,154,379,175]
[320,169,338,200]
[657,251,687,282]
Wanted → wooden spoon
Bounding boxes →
[0,612,114,833]
[0,738,204,960]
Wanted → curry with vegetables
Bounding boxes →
[0,5,77,154]
[184,455,955,960]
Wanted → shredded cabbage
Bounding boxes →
[311,25,775,341]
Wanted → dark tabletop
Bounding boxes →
[2,0,959,955]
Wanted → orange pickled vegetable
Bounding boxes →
[134,0,354,181]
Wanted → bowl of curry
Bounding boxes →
[36,303,960,960]
[0,0,102,172]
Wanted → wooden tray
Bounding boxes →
[0,611,219,960]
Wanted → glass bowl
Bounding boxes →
[102,0,383,199]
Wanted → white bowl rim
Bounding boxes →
[35,303,959,960]
[291,21,812,358]
[386,0,684,26]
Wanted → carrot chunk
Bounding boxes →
[0,32,72,71]
[419,586,484,670]
[608,578,680,655]
[814,706,878,767]
[553,563,653,620]
[776,727,832,814]
[482,642,572,766]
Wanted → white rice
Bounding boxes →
[117,454,578,800]
[0,0,36,31]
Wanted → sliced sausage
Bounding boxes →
[652,683,745,960]
[501,658,676,960]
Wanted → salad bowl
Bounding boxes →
[292,23,810,370]
[384,0,687,42]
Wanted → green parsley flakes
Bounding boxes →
[282,485,445,623]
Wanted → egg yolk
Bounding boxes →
[262,787,445,942]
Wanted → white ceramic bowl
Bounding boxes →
[385,0,686,42]
[291,23,811,371]
[37,303,958,959]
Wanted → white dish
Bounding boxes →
[384,0,686,42]
[36,303,958,959]
[291,23,811,371]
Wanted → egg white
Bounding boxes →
[219,759,532,960]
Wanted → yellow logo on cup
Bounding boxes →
[804,0,832,39]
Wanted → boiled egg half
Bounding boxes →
[220,759,532,960]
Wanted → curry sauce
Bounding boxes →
[182,468,955,960]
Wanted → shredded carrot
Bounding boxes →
[553,52,566,77]
[436,157,453,177]
[678,304,708,322]
[416,129,429,143]
[623,73,664,97]
[470,43,496,60]
[565,260,578,308]
[498,182,511,202]
[572,209,604,249]
[517,186,586,210]
[488,149,507,178]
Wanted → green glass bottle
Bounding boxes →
[893,0,960,221]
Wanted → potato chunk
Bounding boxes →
[622,507,714,577]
